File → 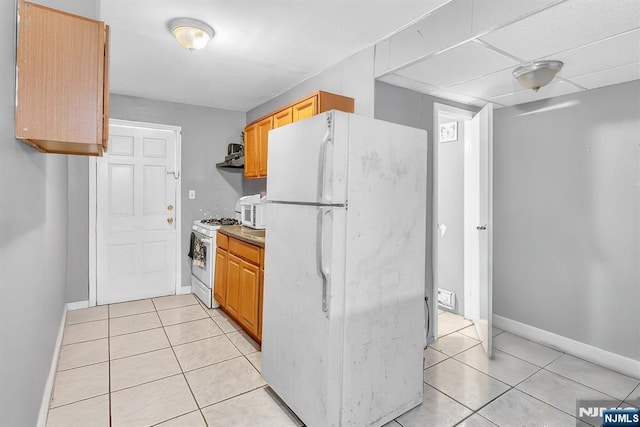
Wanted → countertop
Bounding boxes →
[218,225,265,248]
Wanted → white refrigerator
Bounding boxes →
[262,110,428,427]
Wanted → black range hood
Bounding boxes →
[216,143,244,169]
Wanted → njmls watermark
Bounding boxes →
[577,399,640,427]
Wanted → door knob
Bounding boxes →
[167,204,174,211]
[167,217,174,224]
[476,225,487,230]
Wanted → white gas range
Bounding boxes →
[190,217,240,308]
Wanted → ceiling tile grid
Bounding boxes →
[478,0,640,61]
[378,0,640,108]
[395,41,520,88]
[570,62,640,90]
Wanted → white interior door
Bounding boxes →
[97,123,179,304]
[463,104,494,357]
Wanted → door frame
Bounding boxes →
[431,103,493,344]
[88,119,183,307]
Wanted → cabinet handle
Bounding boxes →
[317,113,333,204]
[316,207,331,315]
[476,225,487,230]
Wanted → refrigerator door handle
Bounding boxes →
[317,114,333,204]
[316,207,331,314]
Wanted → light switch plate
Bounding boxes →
[189,190,195,199]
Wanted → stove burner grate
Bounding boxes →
[200,217,241,226]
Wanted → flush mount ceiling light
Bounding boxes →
[512,60,564,92]
[168,18,214,51]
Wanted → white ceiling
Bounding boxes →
[379,0,640,108]
[100,0,449,112]
[102,0,640,112]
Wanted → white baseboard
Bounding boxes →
[66,300,89,311]
[178,285,192,295]
[493,315,640,379]
[37,306,67,427]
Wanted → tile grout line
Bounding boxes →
[433,320,586,424]
[432,316,621,424]
[424,361,513,414]
[107,305,112,427]
[427,320,547,426]
[156,300,210,427]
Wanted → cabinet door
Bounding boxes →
[226,253,242,317]
[213,248,228,306]
[292,96,318,122]
[15,0,107,155]
[273,107,293,129]
[258,268,264,341]
[244,123,259,178]
[238,260,260,336]
[257,116,273,177]
[102,25,111,151]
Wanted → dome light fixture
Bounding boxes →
[168,18,214,51]
[512,60,564,92]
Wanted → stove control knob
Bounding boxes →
[167,217,174,225]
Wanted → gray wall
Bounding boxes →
[493,81,640,360]
[374,81,478,340]
[436,113,465,315]
[109,94,246,288]
[0,0,97,425]
[247,47,375,123]
[66,157,89,302]
[244,46,376,197]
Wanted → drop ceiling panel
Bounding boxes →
[471,0,563,35]
[446,68,523,99]
[552,29,640,79]
[427,88,493,108]
[489,81,582,107]
[480,0,640,60]
[395,41,519,87]
[570,63,640,90]
[387,0,474,72]
[378,73,437,94]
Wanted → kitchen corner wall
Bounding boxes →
[376,79,640,361]
[374,81,480,341]
[246,46,375,123]
[0,0,97,425]
[244,46,375,196]
[493,80,640,361]
[109,94,246,288]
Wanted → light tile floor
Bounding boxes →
[400,310,640,427]
[48,297,640,427]
[47,294,301,427]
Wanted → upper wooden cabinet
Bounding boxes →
[256,116,273,178]
[244,90,354,179]
[244,123,259,178]
[273,108,293,129]
[292,96,317,122]
[15,0,110,156]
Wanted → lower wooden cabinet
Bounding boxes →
[258,263,264,339]
[225,253,242,319]
[238,261,260,336]
[213,247,227,306]
[213,233,264,343]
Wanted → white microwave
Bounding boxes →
[240,194,266,229]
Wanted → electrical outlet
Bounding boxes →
[188,190,196,199]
